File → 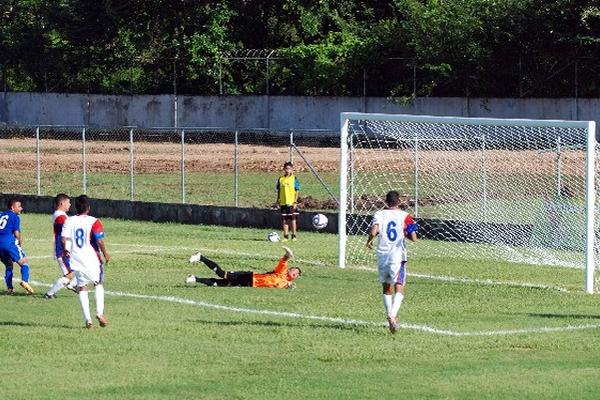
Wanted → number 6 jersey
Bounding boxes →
[372,209,415,262]
[61,214,105,273]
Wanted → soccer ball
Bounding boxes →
[311,213,328,230]
[267,232,280,242]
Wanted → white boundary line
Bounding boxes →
[28,241,572,292]
[28,280,600,337]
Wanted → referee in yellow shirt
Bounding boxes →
[276,162,300,241]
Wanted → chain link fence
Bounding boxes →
[0,125,339,211]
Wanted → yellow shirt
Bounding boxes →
[277,174,300,206]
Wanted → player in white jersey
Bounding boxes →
[61,195,110,329]
[366,190,418,333]
[45,194,77,299]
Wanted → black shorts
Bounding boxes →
[280,205,299,221]
[226,271,253,287]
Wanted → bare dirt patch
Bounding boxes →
[0,138,590,177]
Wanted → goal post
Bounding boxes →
[339,112,597,293]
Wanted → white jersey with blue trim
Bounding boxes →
[61,214,105,273]
[372,209,413,263]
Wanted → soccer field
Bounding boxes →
[1,214,600,399]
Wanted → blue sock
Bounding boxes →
[5,266,13,289]
[20,264,30,282]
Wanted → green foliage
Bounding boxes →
[1,1,599,96]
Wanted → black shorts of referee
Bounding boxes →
[280,205,299,221]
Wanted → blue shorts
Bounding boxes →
[0,241,26,266]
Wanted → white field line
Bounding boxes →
[28,241,572,292]
[28,280,600,337]
[354,265,569,293]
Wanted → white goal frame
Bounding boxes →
[338,112,597,294]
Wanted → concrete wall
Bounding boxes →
[0,193,338,234]
[2,92,599,132]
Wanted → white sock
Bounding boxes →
[391,293,404,318]
[78,290,92,323]
[95,285,105,317]
[382,294,393,316]
[47,276,69,296]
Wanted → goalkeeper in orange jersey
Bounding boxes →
[185,246,301,289]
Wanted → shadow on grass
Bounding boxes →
[0,321,78,329]
[527,313,600,320]
[188,318,373,332]
[3,292,37,297]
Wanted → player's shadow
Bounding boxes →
[527,312,600,320]
[0,321,78,329]
[189,318,370,332]
[3,292,34,297]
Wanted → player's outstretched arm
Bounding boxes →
[366,224,379,249]
[98,239,110,264]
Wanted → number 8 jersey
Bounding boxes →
[61,214,105,273]
[372,209,415,263]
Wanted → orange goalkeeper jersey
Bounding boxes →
[252,258,292,288]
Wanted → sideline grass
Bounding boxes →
[1,214,600,399]
[0,170,339,208]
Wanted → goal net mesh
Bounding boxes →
[341,116,599,285]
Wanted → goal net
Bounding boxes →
[339,113,598,293]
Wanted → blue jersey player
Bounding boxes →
[0,198,34,294]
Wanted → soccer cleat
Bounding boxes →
[185,274,197,284]
[291,237,297,242]
[66,280,78,292]
[85,321,93,330]
[97,315,108,328]
[281,237,289,242]
[282,246,294,260]
[5,288,14,295]
[44,293,56,299]
[189,252,202,263]
[20,281,35,295]
[387,316,400,334]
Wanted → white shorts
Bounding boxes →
[377,257,407,285]
[73,266,104,287]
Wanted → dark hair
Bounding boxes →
[75,195,90,214]
[385,190,400,207]
[54,193,70,209]
[290,266,302,276]
[7,197,20,209]
[283,161,293,168]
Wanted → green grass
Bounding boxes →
[1,170,339,208]
[1,214,600,399]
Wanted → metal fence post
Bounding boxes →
[36,127,41,195]
[481,134,488,222]
[349,133,354,214]
[289,130,294,163]
[181,129,185,204]
[556,135,562,196]
[129,128,135,201]
[82,127,87,194]
[234,130,239,207]
[413,133,419,218]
